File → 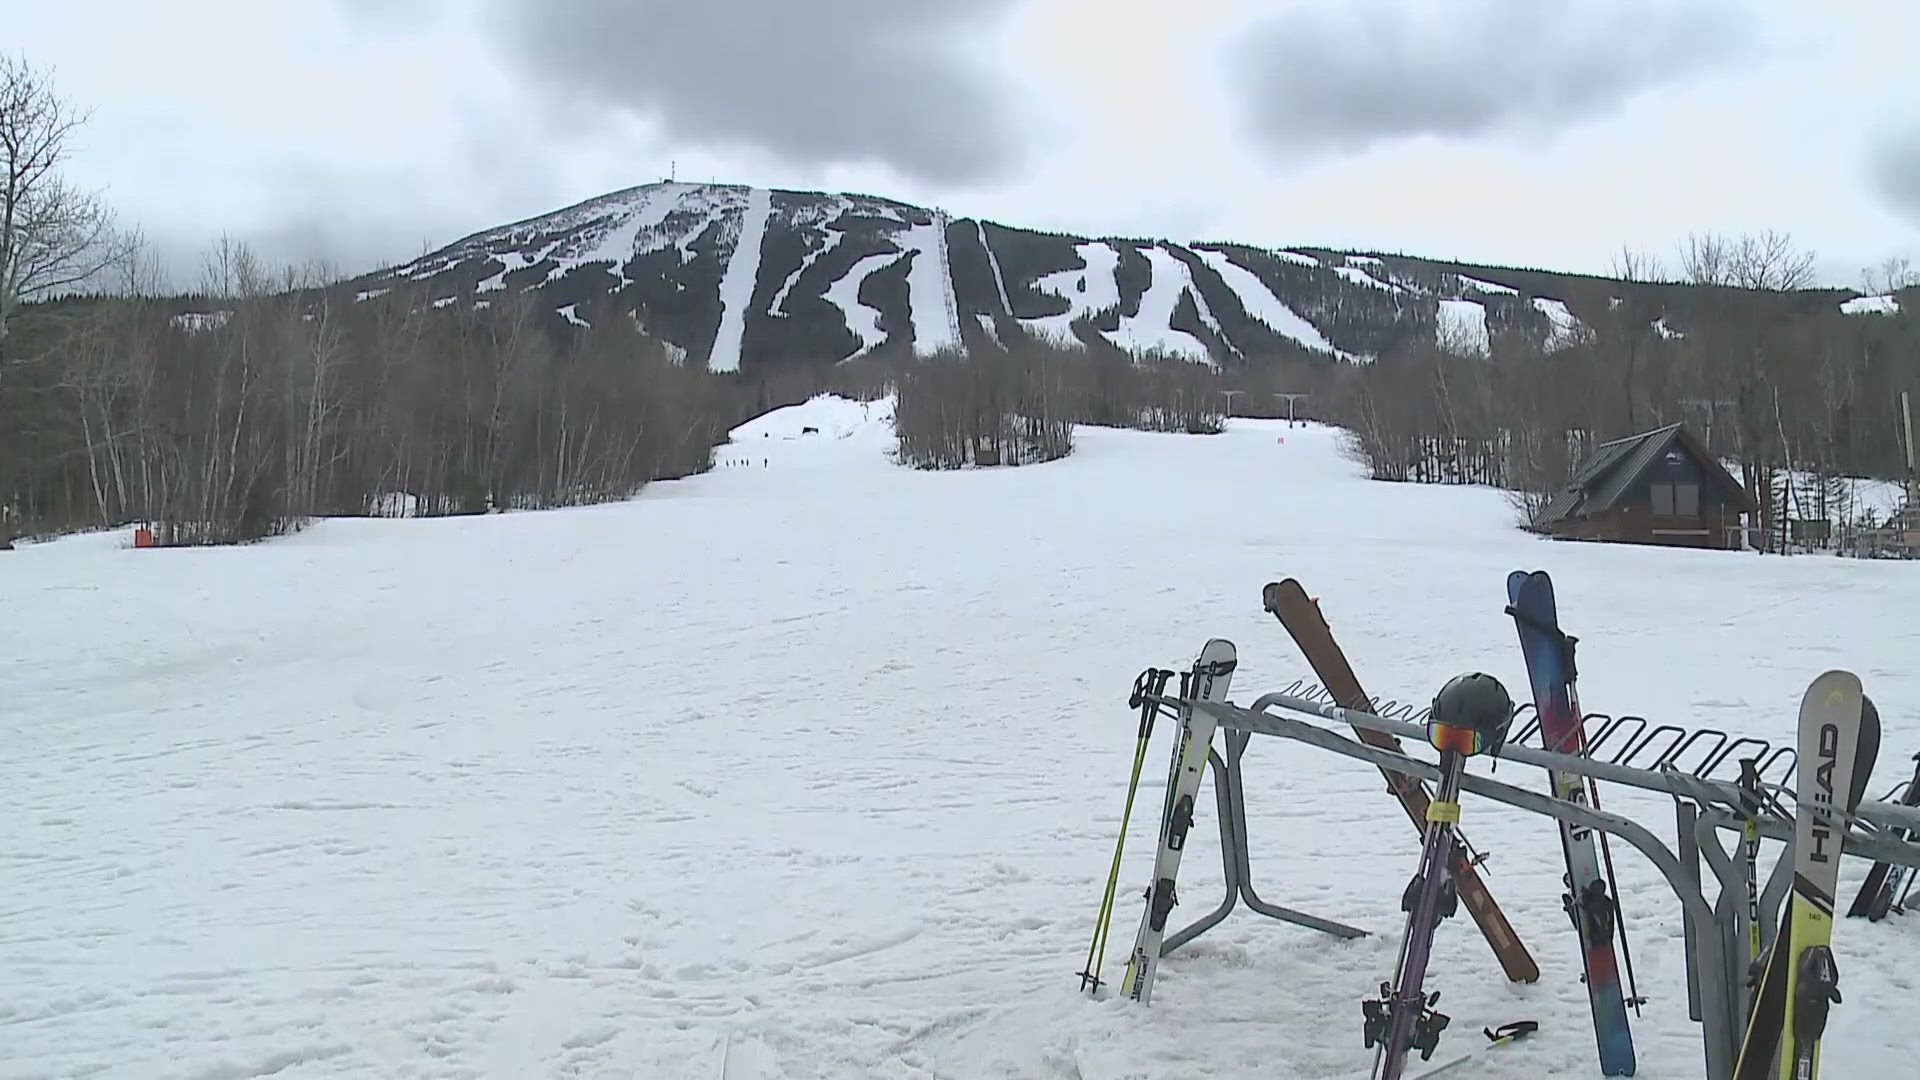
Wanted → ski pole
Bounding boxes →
[1079,667,1172,995]
[1736,757,1764,965]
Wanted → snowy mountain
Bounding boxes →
[354,181,1897,372]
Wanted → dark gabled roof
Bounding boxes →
[1537,422,1756,526]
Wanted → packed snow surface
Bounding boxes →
[1532,296,1587,350]
[1459,273,1519,296]
[7,397,1919,1079]
[822,252,896,359]
[1437,297,1491,355]
[1024,241,1122,342]
[1110,246,1214,365]
[706,187,772,373]
[1335,265,1402,291]
[1195,248,1352,360]
[1841,293,1900,315]
[902,219,961,355]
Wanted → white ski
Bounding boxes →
[1119,637,1236,1004]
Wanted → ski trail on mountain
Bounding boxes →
[710,187,771,373]
[1194,248,1350,360]
[826,251,898,360]
[770,199,849,315]
[976,220,1014,316]
[1112,246,1213,365]
[905,218,961,355]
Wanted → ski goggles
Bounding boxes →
[1428,721,1490,756]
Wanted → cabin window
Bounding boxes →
[1651,482,1700,516]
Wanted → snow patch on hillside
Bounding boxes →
[1111,247,1214,365]
[1273,248,1320,267]
[476,251,530,293]
[1459,274,1519,296]
[1023,241,1122,342]
[1437,298,1490,355]
[708,187,771,373]
[1842,294,1900,315]
[903,218,960,355]
[1336,266,1403,292]
[825,251,897,360]
[170,311,232,333]
[1532,297,1587,350]
[1195,248,1353,361]
[557,304,589,328]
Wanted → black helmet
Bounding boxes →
[1432,672,1514,738]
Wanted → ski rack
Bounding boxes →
[1146,684,1920,1080]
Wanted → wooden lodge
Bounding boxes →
[1534,423,1758,550]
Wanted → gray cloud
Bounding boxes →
[1226,0,1750,158]
[464,0,1026,183]
[1875,126,1920,229]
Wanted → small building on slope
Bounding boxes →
[1534,423,1757,550]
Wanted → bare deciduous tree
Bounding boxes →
[0,54,133,371]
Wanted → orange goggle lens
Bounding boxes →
[1429,723,1484,755]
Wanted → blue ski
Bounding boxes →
[1506,570,1638,1076]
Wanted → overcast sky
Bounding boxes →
[13,0,1919,288]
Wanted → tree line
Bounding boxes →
[888,326,1225,470]
[1324,236,1919,549]
[2,242,794,545]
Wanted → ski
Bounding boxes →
[1365,672,1516,1080]
[1846,745,1917,921]
[1732,671,1880,1080]
[1504,569,1638,1076]
[1266,578,1540,984]
[1118,638,1236,1004]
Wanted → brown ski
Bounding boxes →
[1263,577,1540,984]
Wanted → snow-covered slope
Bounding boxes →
[708,187,772,373]
[1437,298,1491,355]
[8,399,1918,1079]
[1195,248,1355,361]
[1110,246,1215,364]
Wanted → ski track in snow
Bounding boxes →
[824,252,897,359]
[1195,248,1351,361]
[6,399,1920,1079]
[1111,247,1214,365]
[903,219,960,355]
[708,187,772,373]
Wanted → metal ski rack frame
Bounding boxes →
[1161,725,1370,953]
[1156,687,1920,1080]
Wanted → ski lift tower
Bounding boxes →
[1276,392,1309,428]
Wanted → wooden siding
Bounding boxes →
[1544,504,1747,550]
